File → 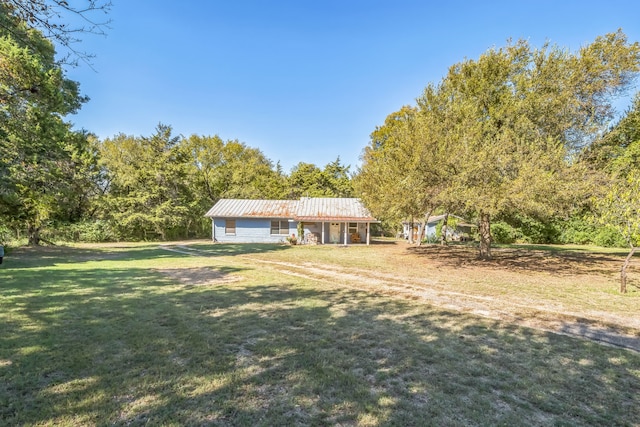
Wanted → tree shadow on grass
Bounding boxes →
[3,242,293,271]
[407,244,625,277]
[162,242,291,257]
[4,244,196,270]
[369,238,401,245]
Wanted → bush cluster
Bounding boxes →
[42,221,119,243]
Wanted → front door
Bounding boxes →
[329,222,341,243]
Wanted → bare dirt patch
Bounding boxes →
[157,267,242,287]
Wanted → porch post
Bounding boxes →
[321,221,325,244]
[366,222,370,245]
[212,219,215,242]
[344,222,348,246]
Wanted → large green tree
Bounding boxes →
[355,106,442,243]
[0,6,88,244]
[422,31,639,258]
[54,130,103,223]
[320,157,353,198]
[98,125,191,240]
[288,157,353,199]
[98,130,285,240]
[182,134,285,229]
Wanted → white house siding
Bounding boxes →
[402,222,444,240]
[213,218,298,243]
[402,215,474,242]
[426,223,438,238]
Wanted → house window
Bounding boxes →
[271,220,289,235]
[225,219,236,235]
[348,223,358,234]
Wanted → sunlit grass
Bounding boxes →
[216,239,640,325]
[0,242,639,425]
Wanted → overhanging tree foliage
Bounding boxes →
[1,0,111,65]
[588,92,640,176]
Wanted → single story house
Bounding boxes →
[205,197,378,245]
[402,214,475,242]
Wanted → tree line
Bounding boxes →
[2,120,354,244]
[94,127,353,242]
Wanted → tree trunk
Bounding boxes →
[408,217,414,244]
[185,219,192,239]
[440,213,449,246]
[478,212,492,259]
[416,209,433,247]
[27,224,40,246]
[620,246,637,294]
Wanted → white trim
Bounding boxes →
[344,221,348,246]
[366,222,370,245]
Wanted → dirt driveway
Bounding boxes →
[162,242,640,352]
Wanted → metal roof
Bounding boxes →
[295,197,377,222]
[205,198,377,222]
[204,199,298,218]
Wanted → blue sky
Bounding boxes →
[65,0,640,173]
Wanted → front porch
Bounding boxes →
[299,221,372,245]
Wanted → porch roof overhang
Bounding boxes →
[295,216,378,222]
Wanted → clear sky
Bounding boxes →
[64,0,640,173]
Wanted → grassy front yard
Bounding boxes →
[1,242,639,425]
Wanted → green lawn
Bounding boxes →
[1,242,639,426]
